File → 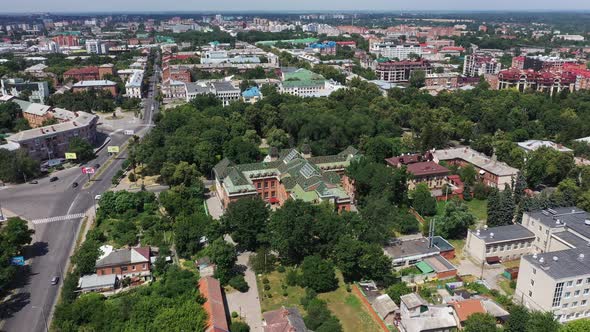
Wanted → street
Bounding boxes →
[0,52,160,332]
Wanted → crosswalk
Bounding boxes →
[31,213,86,225]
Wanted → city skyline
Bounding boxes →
[3,0,590,13]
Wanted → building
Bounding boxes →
[279,68,344,97]
[72,80,117,95]
[125,70,144,98]
[95,246,151,280]
[0,78,49,103]
[162,80,187,99]
[307,41,337,55]
[399,293,458,332]
[372,294,399,325]
[450,298,509,327]
[213,147,359,212]
[52,35,80,47]
[465,224,536,264]
[242,86,262,104]
[523,56,577,72]
[386,153,449,190]
[517,140,573,153]
[1,96,98,160]
[424,73,460,89]
[86,39,108,54]
[497,69,576,96]
[463,55,502,77]
[375,60,432,83]
[162,65,191,83]
[383,236,456,273]
[371,43,423,61]
[78,274,118,293]
[263,307,309,332]
[433,147,518,190]
[554,34,585,42]
[199,276,230,332]
[63,64,114,81]
[184,81,241,106]
[512,56,525,69]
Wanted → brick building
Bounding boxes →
[63,64,115,81]
[95,246,151,280]
[375,59,432,83]
[72,80,117,95]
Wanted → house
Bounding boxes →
[399,293,458,332]
[263,307,309,332]
[95,246,151,280]
[199,276,230,332]
[78,274,118,293]
[450,298,509,326]
[213,147,359,212]
[242,86,262,104]
[372,294,399,325]
[433,147,518,190]
[125,70,144,98]
[63,64,114,81]
[1,78,49,103]
[279,68,344,97]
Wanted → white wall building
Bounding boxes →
[125,70,144,99]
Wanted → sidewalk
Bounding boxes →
[225,252,263,332]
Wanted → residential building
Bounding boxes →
[0,78,49,103]
[465,224,536,264]
[52,35,80,47]
[523,56,577,72]
[1,96,98,160]
[433,147,518,190]
[63,64,114,81]
[371,43,423,60]
[162,79,187,99]
[162,65,191,83]
[72,80,117,95]
[199,276,230,332]
[279,68,344,97]
[125,70,144,98]
[184,81,241,106]
[95,246,151,280]
[497,69,576,96]
[213,147,360,212]
[399,293,458,332]
[242,86,263,104]
[463,55,502,77]
[554,34,585,42]
[424,73,460,89]
[386,153,449,190]
[263,307,309,332]
[78,274,118,293]
[375,60,432,83]
[372,294,400,326]
[450,298,509,327]
[86,39,108,54]
[517,140,573,153]
[512,56,525,69]
[307,41,337,55]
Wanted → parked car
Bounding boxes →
[49,177,58,182]
[72,182,79,188]
[51,276,59,285]
[29,180,38,184]
[94,163,100,169]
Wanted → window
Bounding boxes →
[575,290,580,297]
[271,182,275,188]
[576,312,581,318]
[531,279,535,286]
[586,278,590,284]
[271,191,276,198]
[563,303,568,308]
[132,265,136,271]
[584,289,589,295]
[111,268,115,273]
[572,301,578,307]
[533,268,537,275]
[486,247,491,254]
[257,182,261,189]
[264,181,269,188]
[539,226,542,231]
[142,264,146,269]
[122,266,128,271]
[565,292,571,299]
[577,279,583,285]
[529,290,533,297]
[567,281,574,287]
[582,300,587,306]
[528,242,532,247]
[264,192,269,198]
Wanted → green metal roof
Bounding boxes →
[416,261,434,274]
[282,69,326,88]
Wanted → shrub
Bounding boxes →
[262,277,269,284]
[229,275,249,292]
[286,269,300,286]
[230,321,250,332]
[128,172,136,182]
[231,311,239,318]
[277,265,286,273]
[263,284,271,291]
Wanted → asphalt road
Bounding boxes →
[0,52,160,332]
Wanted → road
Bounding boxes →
[0,52,160,332]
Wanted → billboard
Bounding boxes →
[11,256,25,266]
[81,167,95,174]
[107,146,120,153]
[65,152,77,160]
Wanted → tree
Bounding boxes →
[174,213,210,258]
[386,283,412,305]
[560,319,590,332]
[248,248,277,274]
[506,305,529,332]
[223,137,261,164]
[222,197,269,251]
[304,298,342,332]
[513,172,528,207]
[0,149,40,183]
[460,164,478,187]
[409,70,426,88]
[230,321,251,332]
[300,255,338,293]
[68,137,96,162]
[207,239,238,284]
[411,183,437,216]
[464,313,499,332]
[160,161,201,187]
[1,217,34,252]
[526,311,560,332]
[436,199,476,239]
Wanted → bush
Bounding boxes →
[286,269,300,286]
[128,172,136,182]
[277,265,286,273]
[300,255,338,293]
[229,275,249,292]
[262,277,269,284]
[473,182,490,200]
[263,284,271,291]
[231,311,238,319]
[230,321,250,332]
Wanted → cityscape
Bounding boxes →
[1,2,590,332]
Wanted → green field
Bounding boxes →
[435,199,488,221]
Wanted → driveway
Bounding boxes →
[205,192,224,220]
[226,252,263,332]
[457,258,506,294]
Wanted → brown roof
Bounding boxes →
[406,161,450,177]
[451,299,486,322]
[199,276,230,332]
[64,66,99,76]
[263,307,308,332]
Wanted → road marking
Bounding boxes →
[31,213,86,225]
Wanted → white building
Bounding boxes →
[463,54,501,77]
[517,140,573,154]
[370,43,423,60]
[125,70,144,99]
[86,39,108,54]
[185,81,241,106]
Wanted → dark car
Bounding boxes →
[72,182,79,188]
[51,276,59,285]
[94,163,100,169]
[29,180,39,184]
[49,177,58,182]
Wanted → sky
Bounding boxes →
[4,0,590,13]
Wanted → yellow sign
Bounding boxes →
[107,146,120,153]
[65,153,77,160]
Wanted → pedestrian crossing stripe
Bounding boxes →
[31,213,86,225]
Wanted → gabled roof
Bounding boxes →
[199,276,230,332]
[373,294,399,318]
[451,299,486,322]
[95,247,150,268]
[263,307,308,332]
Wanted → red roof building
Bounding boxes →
[498,68,577,95]
[199,276,230,332]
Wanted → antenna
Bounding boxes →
[428,218,436,248]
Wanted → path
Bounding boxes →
[457,257,506,294]
[225,252,263,332]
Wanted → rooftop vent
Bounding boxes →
[553,256,559,262]
[539,257,545,263]
[585,219,590,226]
[533,253,538,259]
[489,232,494,238]
[484,225,488,230]
[579,254,585,260]
[548,208,557,215]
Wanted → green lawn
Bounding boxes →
[257,270,383,332]
[498,278,516,296]
[435,198,488,221]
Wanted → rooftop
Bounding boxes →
[522,247,590,280]
[78,274,117,290]
[125,70,144,88]
[263,307,308,332]
[401,293,428,309]
[373,294,399,318]
[451,299,485,322]
[95,247,150,268]
[472,224,535,244]
[433,147,518,177]
[517,140,573,153]
[73,80,117,87]
[406,161,450,177]
[384,237,447,261]
[199,276,230,332]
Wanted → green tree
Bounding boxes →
[174,213,210,258]
[506,305,529,332]
[152,298,208,331]
[560,319,590,332]
[304,298,342,332]
[68,137,96,162]
[436,199,476,239]
[526,311,560,332]
[411,183,437,216]
[300,255,338,293]
[230,321,251,332]
[464,313,499,332]
[386,283,412,305]
[409,70,426,88]
[207,239,238,284]
[222,197,269,251]
[460,164,478,187]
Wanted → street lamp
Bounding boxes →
[31,305,48,332]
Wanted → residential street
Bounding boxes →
[226,252,264,332]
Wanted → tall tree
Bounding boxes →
[411,183,437,216]
[300,255,338,293]
[222,197,270,251]
[437,200,476,239]
[464,313,499,332]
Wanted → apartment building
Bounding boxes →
[184,81,241,106]
[0,78,49,103]
[370,43,423,60]
[375,60,432,83]
[63,64,114,81]
[125,70,144,98]
[465,224,535,264]
[463,55,501,77]
[72,80,117,95]
[86,39,108,54]
[498,69,576,96]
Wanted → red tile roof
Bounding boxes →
[199,277,230,332]
[64,66,100,76]
[406,161,450,177]
[451,299,486,322]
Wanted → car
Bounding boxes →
[49,176,58,182]
[51,276,59,285]
[72,182,79,188]
[94,163,100,169]
[29,180,38,184]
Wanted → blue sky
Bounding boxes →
[6,0,590,13]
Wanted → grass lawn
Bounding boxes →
[502,260,521,269]
[435,199,488,222]
[498,278,516,296]
[448,239,465,265]
[257,270,383,332]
